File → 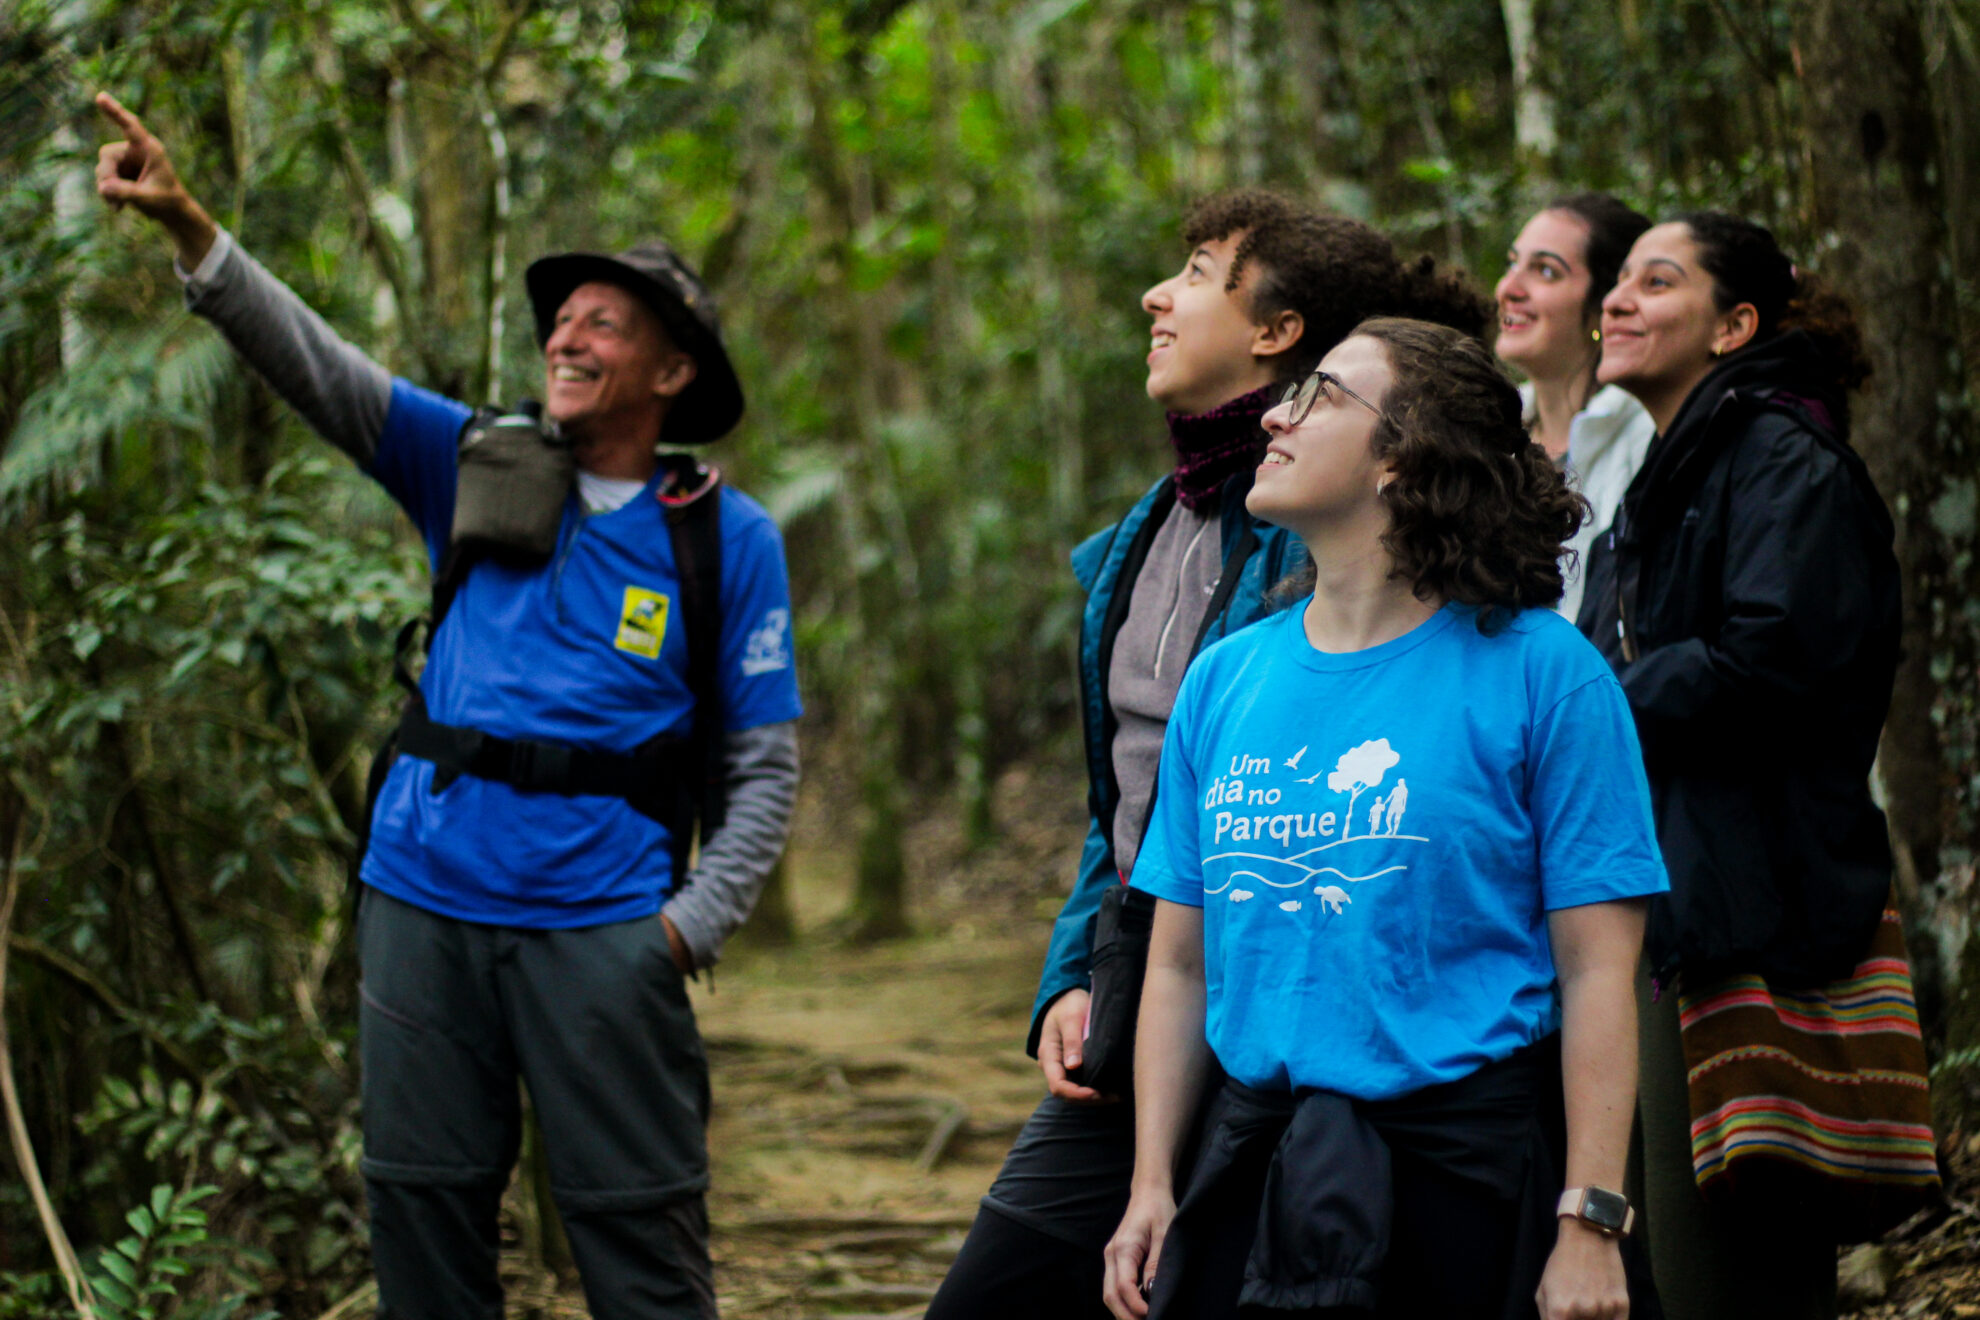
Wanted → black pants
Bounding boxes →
[926,1095,1138,1320]
[358,889,716,1320]
[1149,1045,1660,1320]
[1156,1138,1518,1320]
[1629,964,1836,1320]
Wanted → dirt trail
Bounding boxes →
[696,928,1047,1318]
[697,763,1087,1319]
[489,922,1049,1320]
[484,759,1091,1320]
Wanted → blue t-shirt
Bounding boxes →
[1131,603,1666,1100]
[359,380,803,928]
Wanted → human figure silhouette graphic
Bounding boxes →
[1384,779,1409,835]
[1368,795,1386,838]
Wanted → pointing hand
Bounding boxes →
[93,92,217,268]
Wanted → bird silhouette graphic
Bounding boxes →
[1284,745,1308,771]
[1296,769,1324,785]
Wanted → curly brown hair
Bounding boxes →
[1183,190,1492,377]
[1273,318,1589,632]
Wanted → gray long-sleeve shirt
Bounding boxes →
[1108,499,1223,875]
[181,231,797,968]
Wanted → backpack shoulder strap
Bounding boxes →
[659,455,728,876]
[429,405,505,632]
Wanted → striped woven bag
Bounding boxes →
[1677,905,1941,1242]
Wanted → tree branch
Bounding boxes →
[104,720,214,1004]
[386,0,472,66]
[1705,0,1784,84]
[482,0,544,78]
[5,935,206,1080]
[304,8,440,382]
[0,796,100,1319]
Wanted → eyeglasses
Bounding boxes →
[1279,370,1385,428]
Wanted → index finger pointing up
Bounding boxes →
[94,92,149,144]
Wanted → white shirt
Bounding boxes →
[1522,382,1657,623]
[577,470,646,514]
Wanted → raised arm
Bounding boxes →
[94,92,392,466]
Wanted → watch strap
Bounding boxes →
[1556,1186,1634,1237]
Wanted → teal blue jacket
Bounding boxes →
[1027,471,1306,1053]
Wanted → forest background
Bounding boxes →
[1,0,1977,1314]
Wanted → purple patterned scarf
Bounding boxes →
[1167,384,1276,512]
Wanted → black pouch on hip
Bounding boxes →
[1073,882,1157,1097]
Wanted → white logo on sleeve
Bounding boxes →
[1199,736,1427,917]
[741,608,793,676]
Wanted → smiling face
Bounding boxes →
[1598,221,1752,431]
[1495,209,1597,381]
[1141,234,1283,414]
[1246,335,1395,540]
[541,281,694,444]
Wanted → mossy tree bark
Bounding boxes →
[1794,0,1977,1102]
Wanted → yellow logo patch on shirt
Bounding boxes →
[614,586,670,659]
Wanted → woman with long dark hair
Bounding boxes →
[1585,215,1907,1320]
[1495,193,1655,620]
[1103,319,1665,1320]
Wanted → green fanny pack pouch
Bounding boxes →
[451,405,574,562]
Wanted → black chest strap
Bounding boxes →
[367,455,728,890]
[397,693,690,804]
[661,455,727,844]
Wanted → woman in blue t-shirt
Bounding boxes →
[1101,319,1667,1320]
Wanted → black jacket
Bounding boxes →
[1578,333,1900,985]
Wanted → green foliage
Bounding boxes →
[3,0,1973,1305]
[0,324,239,513]
[0,1186,263,1320]
[85,1184,242,1320]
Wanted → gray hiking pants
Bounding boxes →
[357,888,716,1320]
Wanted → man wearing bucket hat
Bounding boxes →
[94,92,800,1319]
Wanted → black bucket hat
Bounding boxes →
[525,239,744,445]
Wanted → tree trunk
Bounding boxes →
[797,17,913,942]
[519,1100,575,1283]
[406,62,485,398]
[51,121,92,372]
[737,855,798,947]
[1925,5,1980,383]
[930,1,994,846]
[1499,0,1557,196]
[1226,0,1265,187]
[475,79,512,406]
[1794,0,1976,1089]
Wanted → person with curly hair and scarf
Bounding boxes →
[1103,320,1667,1320]
[928,195,1492,1320]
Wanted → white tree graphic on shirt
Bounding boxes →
[1201,736,1426,914]
[1329,739,1399,840]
